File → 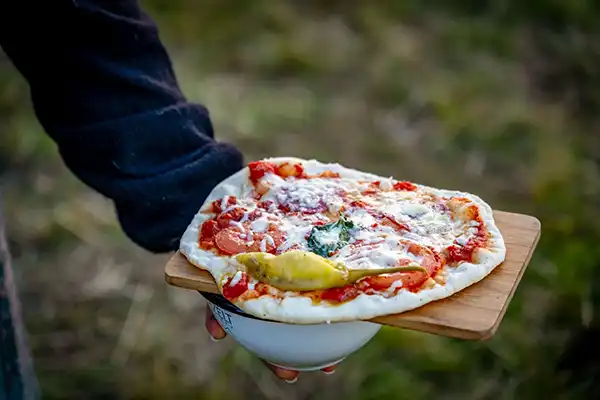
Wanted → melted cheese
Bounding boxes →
[220,195,230,211]
[263,174,364,213]
[223,170,483,275]
[311,225,343,246]
[229,270,244,286]
[384,202,430,219]
[250,217,270,233]
[348,209,379,228]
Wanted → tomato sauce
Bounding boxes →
[222,273,249,300]
[446,225,488,264]
[349,200,370,208]
[278,199,328,215]
[320,285,360,303]
[380,215,410,232]
[248,161,277,184]
[249,160,344,185]
[210,196,237,213]
[216,208,246,228]
[257,200,274,210]
[199,220,220,250]
[393,181,417,191]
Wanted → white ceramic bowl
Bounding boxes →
[203,293,382,371]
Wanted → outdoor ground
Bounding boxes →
[1,1,600,399]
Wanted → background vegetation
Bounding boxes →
[1,1,600,398]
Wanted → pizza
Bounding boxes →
[179,157,506,324]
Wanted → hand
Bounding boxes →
[204,305,337,383]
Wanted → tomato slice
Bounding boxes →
[362,242,442,292]
[214,225,286,255]
[321,285,359,303]
[215,228,251,255]
[365,270,426,292]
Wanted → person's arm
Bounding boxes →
[0,1,244,252]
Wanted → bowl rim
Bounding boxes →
[199,291,284,324]
[199,292,376,327]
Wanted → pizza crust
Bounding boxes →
[179,157,506,324]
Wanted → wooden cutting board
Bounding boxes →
[165,210,541,341]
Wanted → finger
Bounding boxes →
[320,364,337,375]
[261,360,299,383]
[204,306,227,341]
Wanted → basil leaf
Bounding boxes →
[307,214,355,258]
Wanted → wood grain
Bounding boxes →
[165,210,541,340]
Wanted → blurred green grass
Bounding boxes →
[1,1,600,399]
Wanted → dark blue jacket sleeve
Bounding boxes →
[0,1,245,252]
